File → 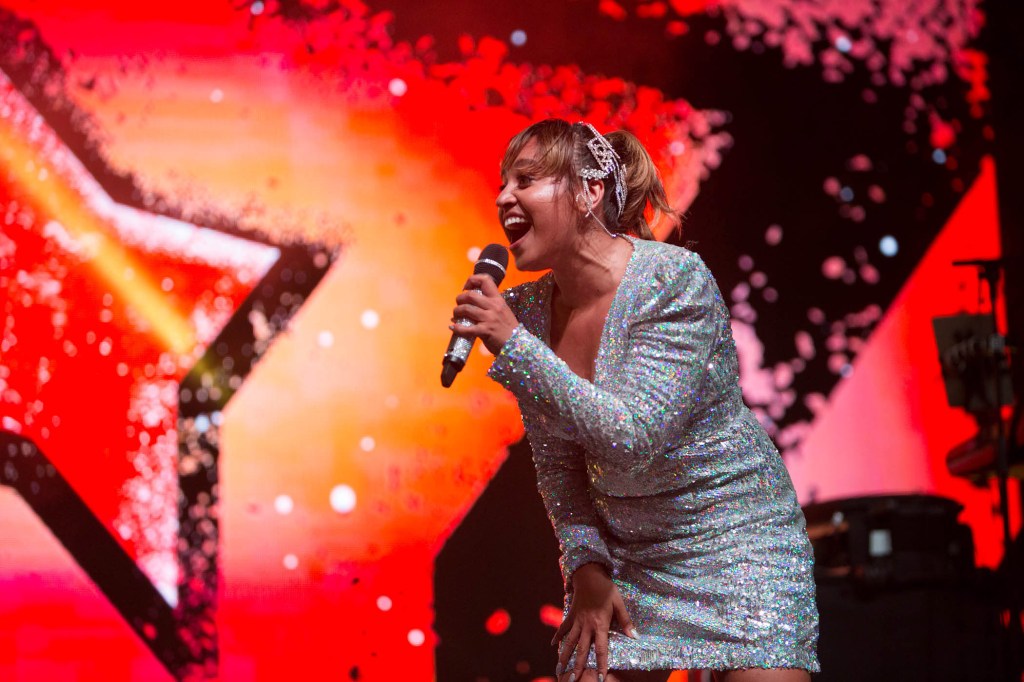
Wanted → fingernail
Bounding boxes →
[555,662,564,676]
[569,674,576,682]
[599,675,605,682]
[628,626,640,639]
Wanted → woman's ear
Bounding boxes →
[575,179,605,214]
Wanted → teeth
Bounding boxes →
[504,216,528,227]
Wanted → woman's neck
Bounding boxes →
[551,231,634,309]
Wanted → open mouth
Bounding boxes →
[503,217,531,248]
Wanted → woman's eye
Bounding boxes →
[518,176,533,187]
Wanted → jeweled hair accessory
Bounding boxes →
[576,122,627,220]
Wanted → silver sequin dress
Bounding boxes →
[487,237,820,672]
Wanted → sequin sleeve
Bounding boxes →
[489,252,722,475]
[523,410,616,587]
[499,283,615,586]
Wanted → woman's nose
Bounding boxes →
[495,184,514,208]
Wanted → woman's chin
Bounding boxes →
[511,250,541,272]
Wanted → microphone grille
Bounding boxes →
[474,243,509,285]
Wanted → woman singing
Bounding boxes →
[450,119,819,682]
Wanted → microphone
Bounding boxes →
[441,243,509,388]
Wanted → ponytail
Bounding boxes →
[605,131,679,240]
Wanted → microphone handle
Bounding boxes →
[441,289,481,387]
[445,318,476,366]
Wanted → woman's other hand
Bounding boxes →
[451,274,519,355]
[553,563,637,682]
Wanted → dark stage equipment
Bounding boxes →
[806,494,1008,681]
[933,257,1023,679]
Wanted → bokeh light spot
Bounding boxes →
[274,494,294,515]
[822,256,845,279]
[539,604,563,627]
[330,484,357,514]
[361,310,380,329]
[388,78,408,97]
[485,608,511,635]
[879,235,899,256]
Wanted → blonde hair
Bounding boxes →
[500,119,679,239]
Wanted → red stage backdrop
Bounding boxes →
[0,0,1017,680]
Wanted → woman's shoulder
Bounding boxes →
[632,238,711,285]
[624,238,729,321]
